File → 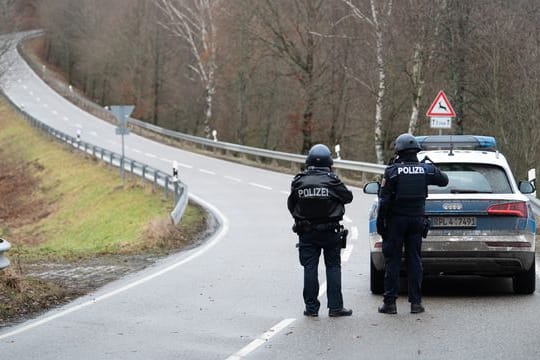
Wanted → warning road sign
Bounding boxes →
[426,90,455,117]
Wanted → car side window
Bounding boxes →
[428,163,512,194]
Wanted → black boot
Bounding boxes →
[410,303,425,314]
[378,302,397,314]
[328,308,353,317]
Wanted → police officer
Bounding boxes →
[288,144,353,317]
[377,133,448,314]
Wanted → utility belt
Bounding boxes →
[293,220,349,249]
[292,220,340,234]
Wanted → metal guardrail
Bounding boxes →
[0,238,11,270]
[0,89,189,226]
[128,117,387,176]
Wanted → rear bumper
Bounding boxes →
[370,233,535,276]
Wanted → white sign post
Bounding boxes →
[426,90,455,134]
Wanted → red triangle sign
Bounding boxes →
[426,90,456,117]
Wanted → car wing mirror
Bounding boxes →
[363,181,380,195]
[518,180,535,194]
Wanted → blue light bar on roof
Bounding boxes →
[415,135,497,150]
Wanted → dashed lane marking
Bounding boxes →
[249,182,272,190]
[343,215,352,223]
[225,318,296,360]
[145,153,157,159]
[224,176,242,182]
[177,162,193,169]
[90,131,98,137]
[132,149,142,154]
[199,169,216,175]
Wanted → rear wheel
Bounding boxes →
[370,256,385,295]
[513,258,536,294]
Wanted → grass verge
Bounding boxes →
[0,99,207,325]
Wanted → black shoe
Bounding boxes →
[328,308,353,317]
[378,302,397,314]
[303,310,318,317]
[411,303,425,314]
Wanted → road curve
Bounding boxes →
[1,33,539,360]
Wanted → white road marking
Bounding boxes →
[318,282,327,298]
[343,215,352,223]
[249,182,272,190]
[43,103,48,108]
[0,193,229,341]
[132,148,142,154]
[90,131,98,137]
[342,244,354,262]
[75,124,83,129]
[280,190,289,195]
[177,162,193,169]
[224,176,242,182]
[351,226,358,240]
[51,110,58,115]
[62,116,69,121]
[225,318,296,360]
[160,158,173,164]
[145,153,157,159]
[199,169,215,175]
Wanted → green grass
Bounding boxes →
[0,100,202,259]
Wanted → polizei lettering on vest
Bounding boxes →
[397,166,425,175]
[298,187,330,198]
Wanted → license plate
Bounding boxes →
[431,216,477,228]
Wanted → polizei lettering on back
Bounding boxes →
[397,166,425,175]
[298,187,330,198]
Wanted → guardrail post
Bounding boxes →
[0,238,11,270]
[163,176,169,199]
[174,181,180,203]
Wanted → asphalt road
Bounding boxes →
[1,33,539,360]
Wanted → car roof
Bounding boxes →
[418,149,511,169]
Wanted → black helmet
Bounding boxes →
[393,133,421,153]
[306,144,333,167]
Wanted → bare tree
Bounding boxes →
[156,0,221,138]
[252,0,335,154]
[341,0,393,164]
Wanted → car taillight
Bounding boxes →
[487,201,528,218]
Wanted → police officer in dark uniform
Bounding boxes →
[377,133,448,315]
[288,144,353,317]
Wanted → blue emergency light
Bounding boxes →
[415,135,497,151]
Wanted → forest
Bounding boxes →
[3,0,540,176]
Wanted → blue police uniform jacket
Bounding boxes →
[378,156,448,219]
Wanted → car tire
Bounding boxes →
[512,258,536,295]
[370,256,385,295]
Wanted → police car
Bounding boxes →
[364,135,537,295]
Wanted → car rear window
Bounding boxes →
[428,163,512,194]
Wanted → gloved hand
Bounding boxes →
[376,217,386,236]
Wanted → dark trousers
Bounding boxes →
[382,215,424,304]
[298,230,343,312]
